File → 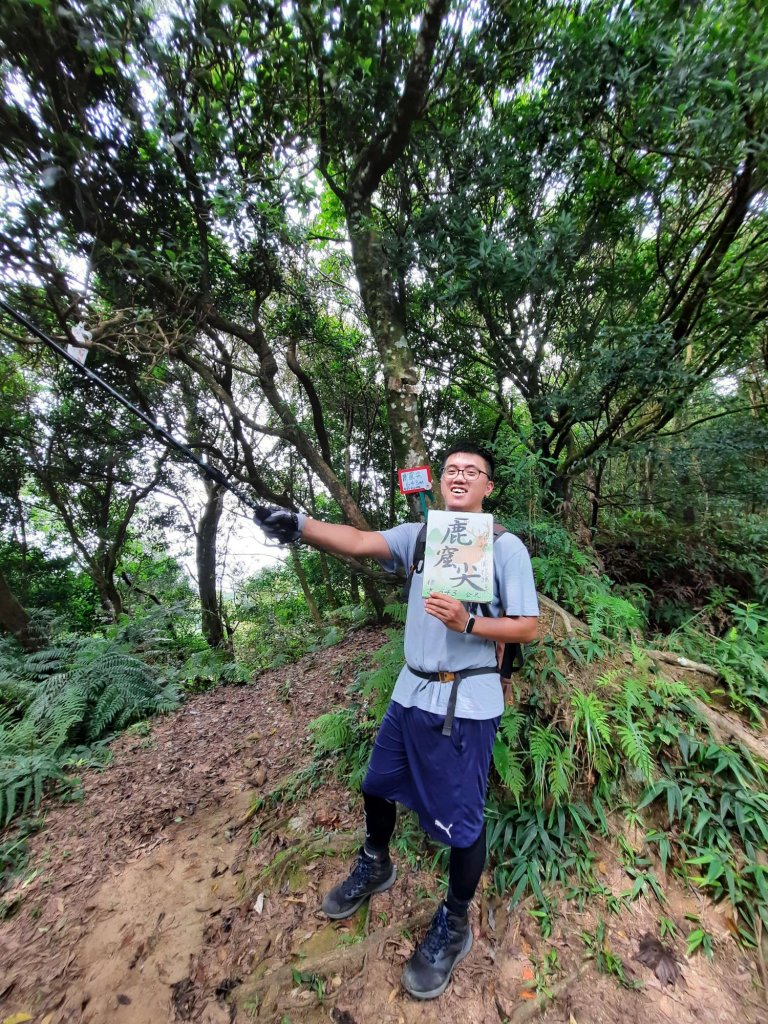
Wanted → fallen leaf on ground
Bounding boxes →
[635,932,686,988]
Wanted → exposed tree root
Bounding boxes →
[228,765,314,836]
[691,697,768,762]
[507,960,590,1022]
[538,594,580,635]
[235,903,435,1011]
[229,804,290,840]
[645,649,719,677]
[249,830,358,891]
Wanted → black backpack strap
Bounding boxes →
[500,642,524,677]
[413,522,427,575]
[481,523,525,676]
[401,523,428,601]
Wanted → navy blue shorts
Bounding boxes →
[362,701,499,848]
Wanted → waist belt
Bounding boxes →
[407,666,499,737]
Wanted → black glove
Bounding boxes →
[253,505,303,544]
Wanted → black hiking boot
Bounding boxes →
[401,903,472,999]
[321,848,397,919]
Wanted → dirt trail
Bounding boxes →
[1,628,765,1024]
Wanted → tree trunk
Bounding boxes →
[347,202,430,476]
[0,570,40,651]
[318,552,337,608]
[289,547,323,626]
[540,468,572,520]
[359,574,386,622]
[197,480,228,649]
[92,567,123,620]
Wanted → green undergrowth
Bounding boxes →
[595,512,768,632]
[0,604,253,841]
[665,600,768,724]
[306,594,768,949]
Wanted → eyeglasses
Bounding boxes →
[442,465,490,482]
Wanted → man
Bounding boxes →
[256,442,538,999]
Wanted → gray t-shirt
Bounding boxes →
[378,522,539,720]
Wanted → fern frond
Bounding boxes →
[620,674,652,716]
[383,601,408,624]
[498,706,525,747]
[492,738,525,799]
[571,691,611,754]
[355,630,403,721]
[630,639,652,670]
[548,745,573,804]
[530,724,557,796]
[308,709,355,753]
[594,668,622,691]
[616,719,654,781]
[0,751,72,825]
[652,676,691,700]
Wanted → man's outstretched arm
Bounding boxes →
[254,505,392,562]
[301,518,393,561]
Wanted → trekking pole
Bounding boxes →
[0,297,271,518]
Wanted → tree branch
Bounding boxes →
[349,0,449,201]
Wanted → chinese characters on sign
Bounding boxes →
[421,511,494,603]
[397,465,432,495]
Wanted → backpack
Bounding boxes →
[403,521,525,681]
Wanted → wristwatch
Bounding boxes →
[463,613,476,634]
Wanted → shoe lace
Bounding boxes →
[342,852,376,894]
[420,907,450,962]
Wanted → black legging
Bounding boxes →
[363,790,486,908]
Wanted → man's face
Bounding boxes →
[440,452,494,512]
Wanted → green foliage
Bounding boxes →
[354,629,403,724]
[235,561,364,671]
[309,709,356,754]
[597,514,768,632]
[0,607,189,823]
[570,691,611,774]
[180,648,250,692]
[482,600,768,943]
[525,519,646,640]
[487,798,600,908]
[304,528,768,947]
[0,542,100,631]
[666,601,768,721]
[636,737,768,940]
[581,919,642,990]
[301,630,404,794]
[686,923,714,960]
[307,704,377,793]
[0,749,76,827]
[491,707,526,799]
[0,0,764,956]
